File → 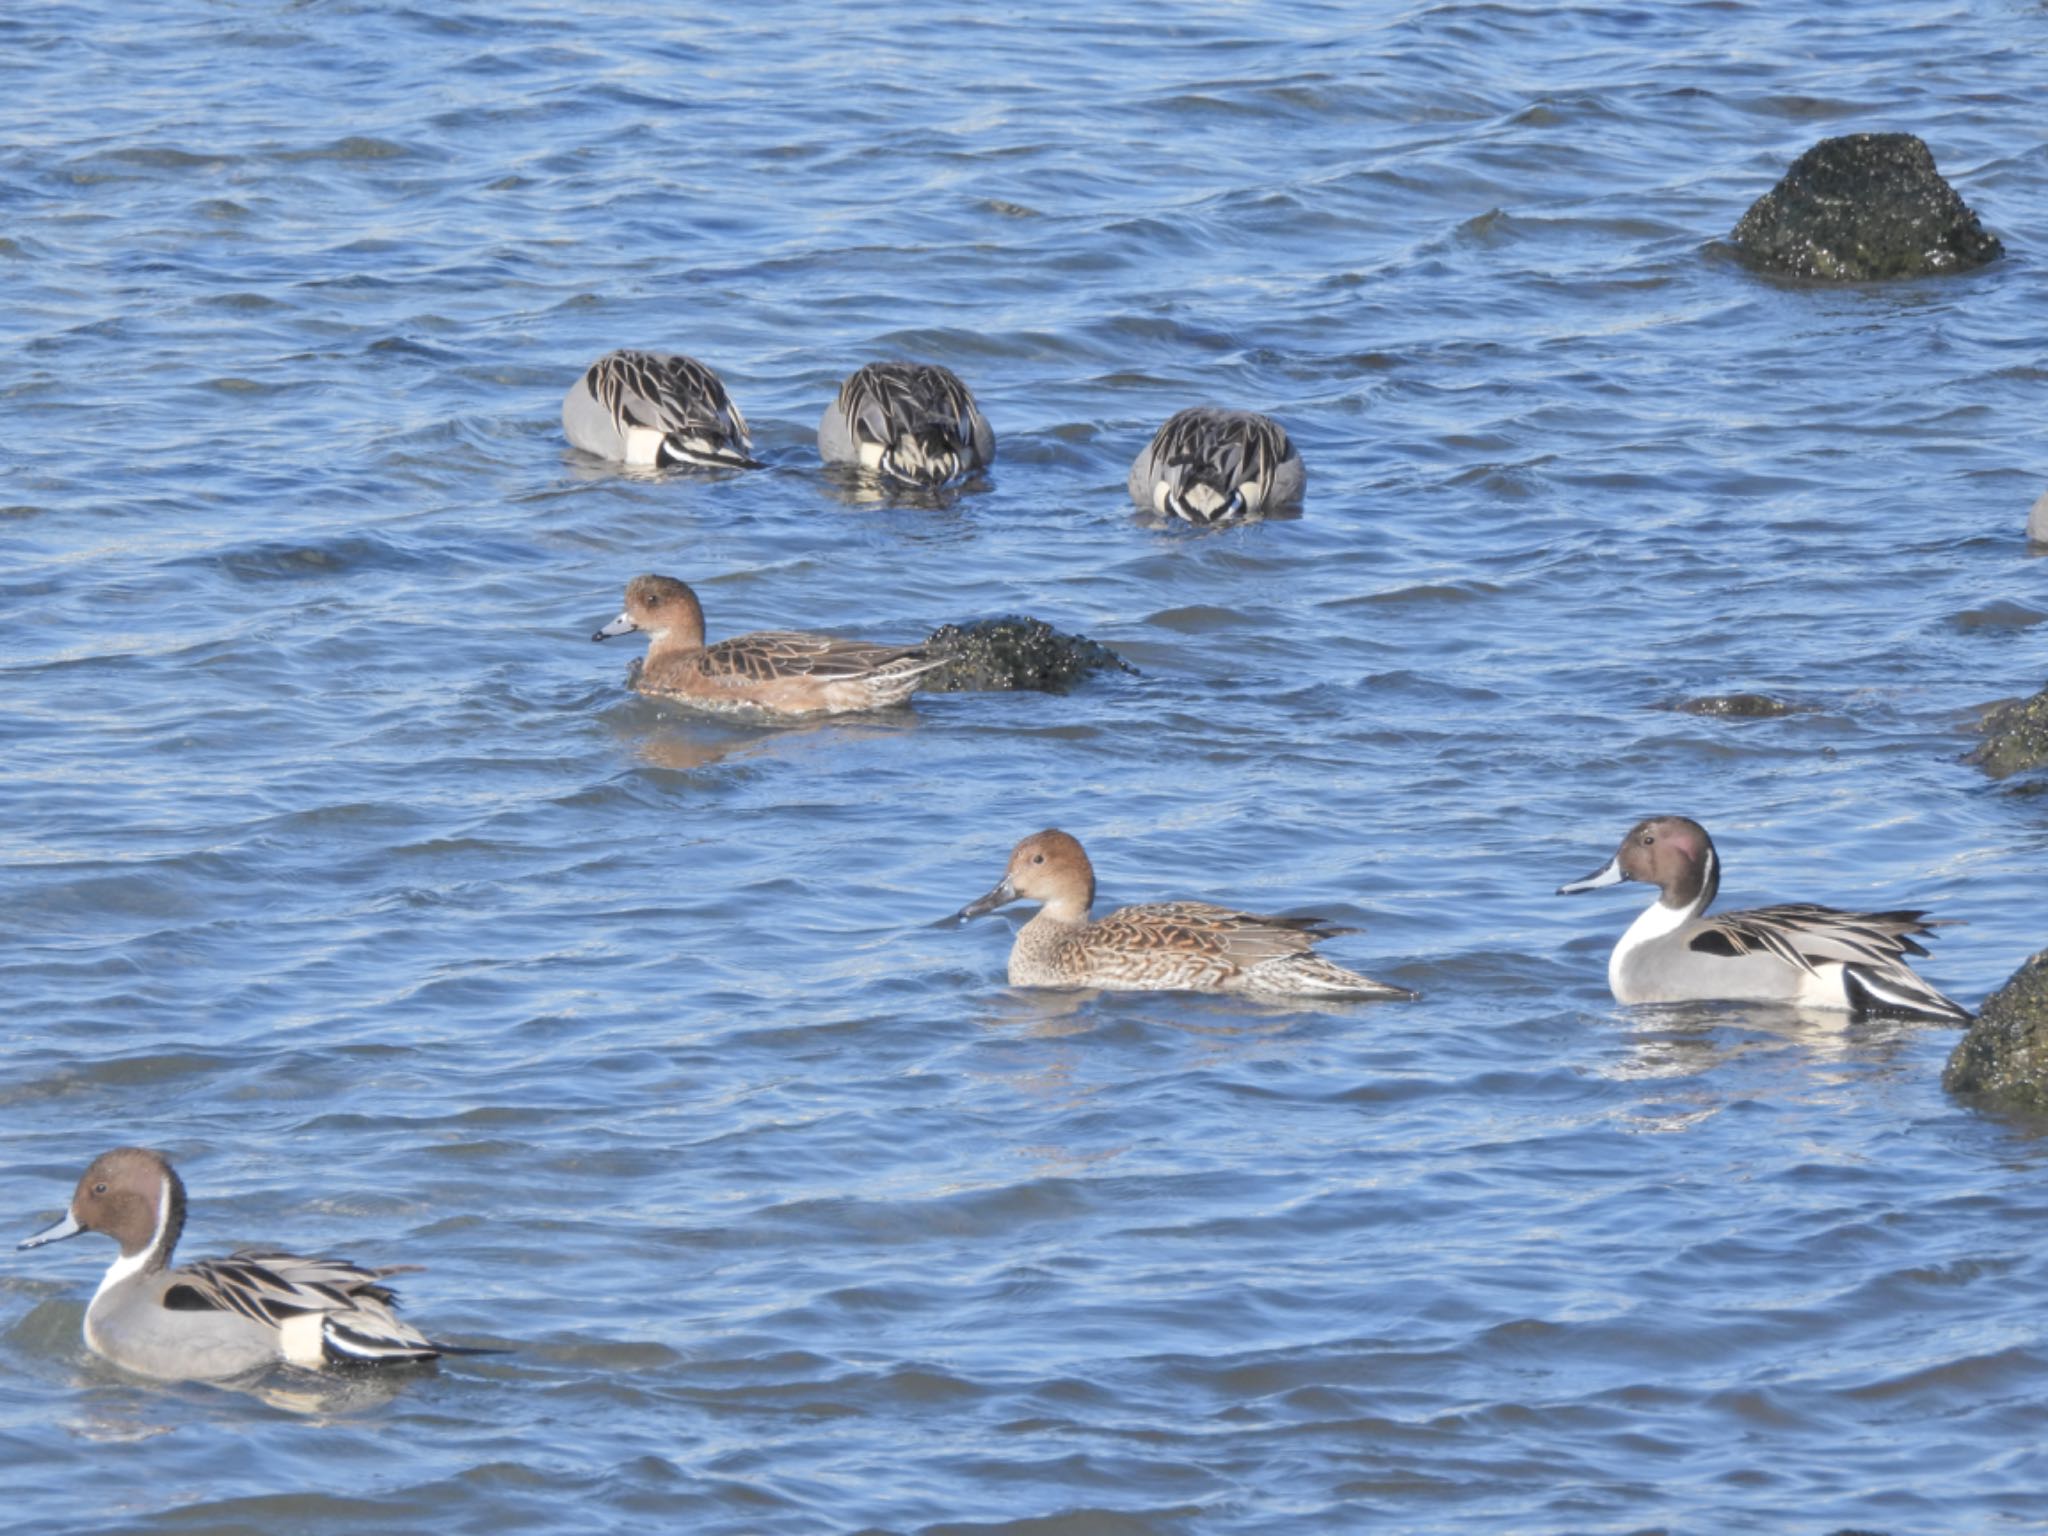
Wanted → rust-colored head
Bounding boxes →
[955,829,1098,923]
[592,574,707,648]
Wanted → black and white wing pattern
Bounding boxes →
[1129,407,1304,523]
[567,350,760,469]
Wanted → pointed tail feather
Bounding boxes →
[1840,963,1973,1024]
[1251,954,1417,1001]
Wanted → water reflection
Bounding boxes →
[1599,998,1939,1086]
[602,698,923,773]
[812,464,992,514]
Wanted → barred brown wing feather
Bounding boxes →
[1096,902,1338,970]
[700,632,930,685]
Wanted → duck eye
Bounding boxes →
[1640,835,1655,846]
[1031,854,1045,865]
[644,594,661,607]
[93,1183,107,1195]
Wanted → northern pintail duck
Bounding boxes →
[19,1147,476,1381]
[593,572,943,715]
[563,349,761,469]
[1557,815,1971,1021]
[818,362,994,488]
[954,829,1415,999]
[1128,407,1304,523]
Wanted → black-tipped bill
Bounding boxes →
[19,1210,82,1250]
[593,613,638,642]
[952,878,1018,923]
[1556,854,1626,896]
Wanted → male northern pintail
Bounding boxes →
[563,349,762,469]
[1557,815,1971,1021]
[818,362,994,488]
[19,1147,479,1381]
[954,829,1415,999]
[1128,407,1304,523]
[593,572,943,715]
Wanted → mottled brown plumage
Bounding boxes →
[593,573,942,715]
[955,829,1414,1000]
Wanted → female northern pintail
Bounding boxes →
[818,361,994,488]
[1128,407,1304,523]
[954,829,1415,999]
[19,1147,479,1381]
[563,349,762,469]
[1557,815,1971,1021]
[593,573,942,715]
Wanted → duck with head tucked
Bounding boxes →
[18,1147,482,1382]
[563,349,762,469]
[954,829,1415,999]
[818,361,995,488]
[594,573,943,716]
[1557,814,1971,1021]
[1129,407,1304,524]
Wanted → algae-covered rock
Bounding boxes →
[1943,950,2048,1108]
[920,615,1135,693]
[1673,693,1802,718]
[1731,133,2002,280]
[1967,682,2048,779]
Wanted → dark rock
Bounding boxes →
[920,615,1136,693]
[1730,133,2002,280]
[1673,692,1802,718]
[1949,601,2047,633]
[1967,682,2048,779]
[1943,950,2048,1108]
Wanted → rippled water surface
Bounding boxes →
[5,2,2048,1531]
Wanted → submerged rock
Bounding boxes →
[1672,692,1802,718]
[920,615,1135,693]
[1966,682,2048,779]
[1943,950,2048,1109]
[1730,133,2002,280]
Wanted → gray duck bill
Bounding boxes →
[1556,855,1625,896]
[18,1211,83,1250]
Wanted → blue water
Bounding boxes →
[4,2,2047,1531]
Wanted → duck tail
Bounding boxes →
[1840,963,1973,1024]
[1268,954,1418,1002]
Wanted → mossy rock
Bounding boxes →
[1967,682,2048,779]
[1673,693,1802,718]
[920,615,1135,693]
[1943,950,2048,1108]
[1731,133,2002,280]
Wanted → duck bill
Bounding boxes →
[18,1210,82,1250]
[953,878,1018,922]
[592,613,639,642]
[1556,854,1626,896]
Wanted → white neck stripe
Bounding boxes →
[94,1177,172,1301]
[1610,894,1693,995]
